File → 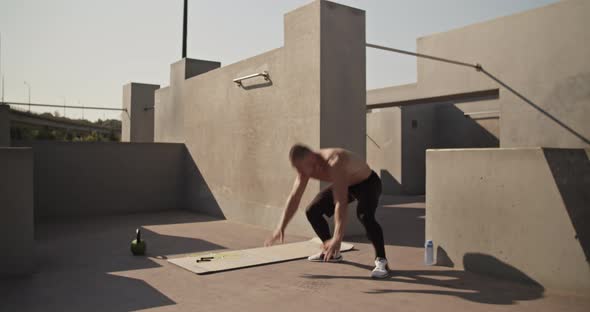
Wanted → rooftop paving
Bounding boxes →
[1,196,588,311]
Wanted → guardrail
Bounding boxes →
[233,71,270,87]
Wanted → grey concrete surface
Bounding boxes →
[367,0,589,148]
[183,47,320,236]
[29,142,187,218]
[181,144,225,219]
[2,199,589,311]
[367,83,419,106]
[367,100,499,195]
[415,0,589,148]
[400,104,436,195]
[426,148,590,294]
[0,104,9,147]
[0,148,33,277]
[154,86,170,142]
[320,1,366,159]
[154,59,221,143]
[367,109,402,195]
[121,83,160,142]
[435,100,499,148]
[173,1,366,237]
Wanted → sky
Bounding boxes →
[0,0,557,121]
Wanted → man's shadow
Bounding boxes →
[301,253,544,305]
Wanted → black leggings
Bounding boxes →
[305,171,386,259]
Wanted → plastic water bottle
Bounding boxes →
[424,240,434,265]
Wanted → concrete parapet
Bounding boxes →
[0,148,34,277]
[426,147,590,294]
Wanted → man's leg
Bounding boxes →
[357,197,389,278]
[305,187,335,242]
[356,199,386,259]
[352,173,389,277]
[352,173,386,259]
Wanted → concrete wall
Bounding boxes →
[400,104,435,195]
[0,148,34,277]
[154,86,171,142]
[30,142,187,218]
[416,0,590,148]
[367,0,589,195]
[154,59,220,143]
[367,100,499,195]
[121,83,160,142]
[320,1,366,157]
[172,1,365,237]
[0,104,9,147]
[426,148,590,294]
[434,100,499,148]
[366,109,402,195]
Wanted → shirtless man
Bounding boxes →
[265,143,389,278]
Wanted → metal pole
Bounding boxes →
[477,67,589,144]
[366,42,590,145]
[24,81,31,111]
[0,32,3,103]
[182,0,188,58]
[366,43,477,69]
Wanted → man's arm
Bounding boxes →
[277,174,309,232]
[329,155,348,241]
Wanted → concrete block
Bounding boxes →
[0,148,33,277]
[0,104,9,147]
[121,83,160,142]
[154,59,221,143]
[367,101,499,196]
[30,142,186,217]
[426,147,590,294]
[367,109,403,195]
[177,1,368,237]
[319,1,366,159]
[415,0,590,148]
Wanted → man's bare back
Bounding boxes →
[309,148,372,186]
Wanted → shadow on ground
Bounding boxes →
[378,194,425,206]
[348,196,425,248]
[0,211,226,312]
[0,272,176,312]
[302,253,544,305]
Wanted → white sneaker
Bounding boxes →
[371,257,390,279]
[307,251,343,262]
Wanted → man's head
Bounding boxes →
[289,143,318,176]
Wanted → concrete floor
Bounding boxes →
[1,196,588,312]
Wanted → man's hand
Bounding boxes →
[322,238,342,261]
[264,228,284,247]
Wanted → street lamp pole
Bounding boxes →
[0,32,3,104]
[24,81,31,111]
[0,32,4,104]
[80,100,84,120]
[182,0,187,58]
[60,96,66,117]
